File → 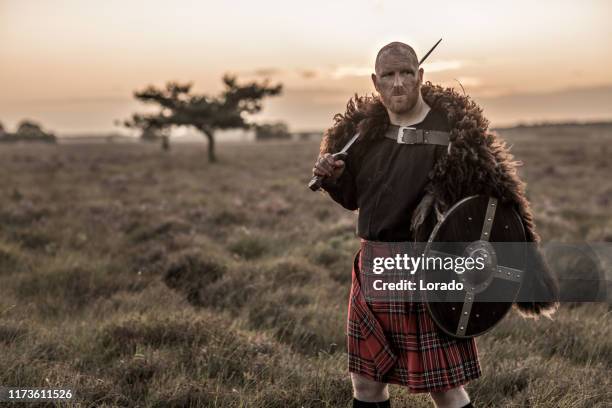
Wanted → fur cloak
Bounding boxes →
[320,81,559,318]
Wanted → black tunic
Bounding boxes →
[321,108,450,242]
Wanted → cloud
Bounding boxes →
[421,60,463,72]
[299,69,318,79]
[1,96,130,106]
[452,76,482,87]
[331,66,372,78]
[328,60,466,79]
[250,68,283,77]
[478,85,612,126]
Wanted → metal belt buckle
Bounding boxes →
[397,126,419,144]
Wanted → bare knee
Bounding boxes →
[430,386,470,408]
[350,373,389,402]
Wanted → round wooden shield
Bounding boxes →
[422,195,527,338]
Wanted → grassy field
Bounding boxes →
[0,125,611,407]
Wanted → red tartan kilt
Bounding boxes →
[347,245,482,393]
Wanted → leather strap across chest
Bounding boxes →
[384,125,450,146]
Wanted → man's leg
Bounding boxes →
[429,385,472,408]
[350,373,390,405]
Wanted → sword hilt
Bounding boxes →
[307,152,348,192]
[308,175,324,191]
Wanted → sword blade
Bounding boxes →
[335,132,360,156]
[419,38,442,66]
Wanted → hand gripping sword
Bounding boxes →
[307,38,442,192]
[308,132,360,191]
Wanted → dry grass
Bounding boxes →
[0,125,611,407]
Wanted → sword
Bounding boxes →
[308,132,360,191]
[419,38,442,65]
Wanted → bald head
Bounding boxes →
[371,41,424,115]
[375,42,419,74]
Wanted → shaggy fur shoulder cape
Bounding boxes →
[320,81,559,318]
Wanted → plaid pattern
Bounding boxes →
[347,240,482,393]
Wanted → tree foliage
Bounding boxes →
[0,119,56,143]
[124,75,282,161]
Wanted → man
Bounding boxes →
[312,42,559,408]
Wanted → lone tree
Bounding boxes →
[124,75,282,162]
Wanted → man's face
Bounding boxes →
[372,49,423,114]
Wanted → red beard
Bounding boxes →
[381,86,419,114]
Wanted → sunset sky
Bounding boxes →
[1,0,611,135]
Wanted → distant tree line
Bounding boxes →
[493,120,612,131]
[0,120,56,143]
[254,122,291,141]
[124,74,282,162]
